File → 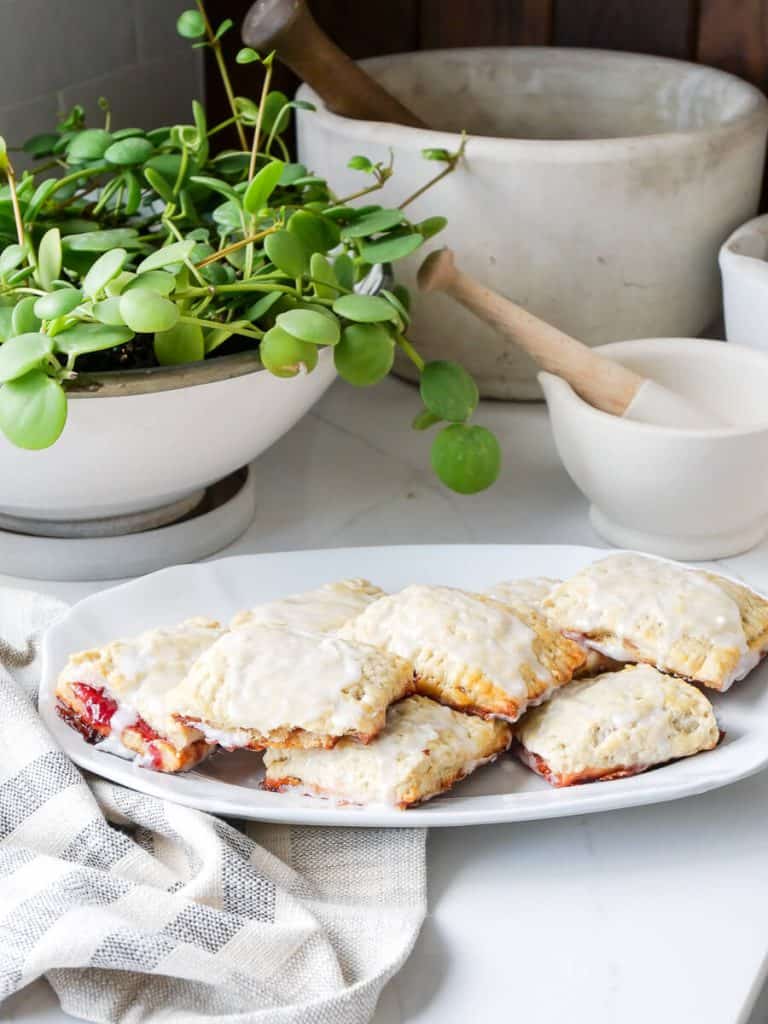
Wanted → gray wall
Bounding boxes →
[0,0,204,163]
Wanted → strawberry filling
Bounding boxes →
[147,744,164,770]
[71,683,117,730]
[67,683,161,762]
[128,717,160,743]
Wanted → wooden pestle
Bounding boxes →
[242,0,426,128]
[418,248,722,427]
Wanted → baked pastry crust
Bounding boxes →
[342,584,586,722]
[488,577,619,678]
[169,623,414,750]
[543,553,768,691]
[55,618,223,772]
[231,578,383,631]
[515,664,720,787]
[263,694,513,808]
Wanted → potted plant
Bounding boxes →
[0,3,500,523]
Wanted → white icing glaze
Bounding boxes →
[264,696,509,806]
[60,618,223,748]
[231,579,382,632]
[344,584,551,700]
[517,664,719,780]
[170,624,390,737]
[487,577,560,609]
[546,554,750,688]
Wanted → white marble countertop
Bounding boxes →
[4,375,768,1024]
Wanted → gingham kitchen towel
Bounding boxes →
[0,588,427,1023]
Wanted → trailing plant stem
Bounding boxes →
[195,0,248,150]
[399,135,468,210]
[248,57,273,181]
[196,225,279,267]
[396,333,425,371]
[5,159,26,248]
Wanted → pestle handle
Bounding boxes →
[242,0,427,128]
[418,249,645,416]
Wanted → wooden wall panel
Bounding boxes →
[418,0,552,48]
[205,0,768,125]
[552,0,696,58]
[697,0,768,88]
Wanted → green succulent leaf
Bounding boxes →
[123,270,176,296]
[204,325,237,354]
[287,210,339,255]
[261,91,291,134]
[276,308,340,346]
[278,162,307,186]
[62,229,141,252]
[245,291,283,322]
[264,229,307,277]
[431,424,501,494]
[420,360,478,423]
[177,9,205,38]
[214,17,233,39]
[417,216,448,240]
[0,332,53,383]
[310,253,340,299]
[236,46,260,64]
[0,370,67,450]
[332,293,399,324]
[37,228,62,290]
[421,147,453,162]
[66,128,111,162]
[0,244,24,278]
[11,296,41,336]
[144,166,175,204]
[0,307,14,342]
[122,170,142,215]
[119,287,179,333]
[54,322,133,356]
[104,136,154,167]
[347,155,374,173]
[333,253,355,292]
[82,247,127,299]
[234,97,259,125]
[412,408,441,430]
[189,175,240,203]
[91,297,126,326]
[111,128,145,141]
[334,323,395,386]
[105,271,135,297]
[154,321,204,365]
[260,325,318,378]
[393,283,411,311]
[212,199,243,231]
[340,209,405,240]
[23,132,59,157]
[136,240,195,273]
[359,232,424,264]
[380,288,410,326]
[243,159,284,215]
[24,179,59,225]
[33,288,82,321]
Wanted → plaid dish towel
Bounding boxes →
[0,588,426,1023]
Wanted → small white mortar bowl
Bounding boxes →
[720,213,768,349]
[540,338,768,560]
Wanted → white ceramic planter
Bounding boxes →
[720,213,768,349]
[0,349,336,521]
[297,48,768,398]
[540,338,768,560]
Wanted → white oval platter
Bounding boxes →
[39,545,768,827]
